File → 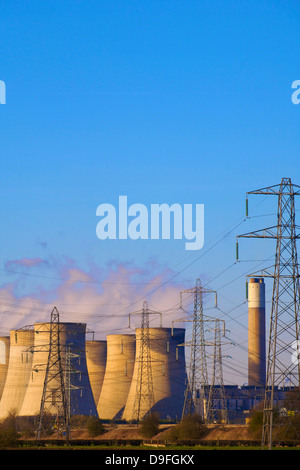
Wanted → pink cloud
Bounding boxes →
[5,257,48,270]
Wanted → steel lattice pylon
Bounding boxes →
[36,307,70,439]
[237,177,300,449]
[129,301,162,423]
[206,319,228,424]
[179,279,217,421]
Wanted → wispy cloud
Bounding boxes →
[0,256,189,338]
[5,257,49,270]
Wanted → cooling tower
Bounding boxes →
[0,329,34,420]
[248,278,266,386]
[19,322,97,417]
[97,334,136,419]
[123,327,187,421]
[0,336,10,401]
[86,340,107,405]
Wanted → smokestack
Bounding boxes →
[248,278,266,386]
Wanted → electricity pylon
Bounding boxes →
[36,307,70,439]
[129,301,162,423]
[237,177,300,449]
[177,279,217,421]
[65,347,83,419]
[206,319,228,424]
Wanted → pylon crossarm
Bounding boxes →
[238,226,280,239]
[245,266,300,279]
[128,309,162,329]
[172,314,221,328]
[247,182,300,196]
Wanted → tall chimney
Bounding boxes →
[248,278,266,386]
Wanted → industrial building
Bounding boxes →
[0,275,291,425]
[215,385,287,423]
[0,323,189,423]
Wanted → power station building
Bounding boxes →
[0,279,283,425]
[0,325,188,423]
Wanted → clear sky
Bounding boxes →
[0,0,299,385]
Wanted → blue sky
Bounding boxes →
[0,1,299,384]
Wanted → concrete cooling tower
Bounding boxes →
[19,322,97,417]
[0,336,10,401]
[248,278,266,387]
[0,329,34,420]
[97,334,136,419]
[86,340,107,406]
[123,327,187,421]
